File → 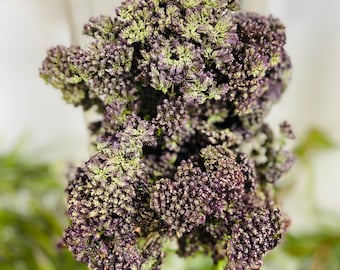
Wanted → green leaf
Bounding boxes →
[0,145,87,270]
[295,128,337,159]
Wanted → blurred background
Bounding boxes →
[0,0,339,269]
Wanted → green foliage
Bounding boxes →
[264,127,340,270]
[162,252,227,270]
[263,228,340,270]
[295,128,337,160]
[0,147,87,270]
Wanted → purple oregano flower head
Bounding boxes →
[40,0,294,269]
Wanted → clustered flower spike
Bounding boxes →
[40,0,294,269]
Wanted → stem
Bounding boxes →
[241,0,269,13]
[63,0,77,44]
[62,0,93,45]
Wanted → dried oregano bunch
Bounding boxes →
[40,0,294,269]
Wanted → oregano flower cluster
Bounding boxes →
[40,0,294,269]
